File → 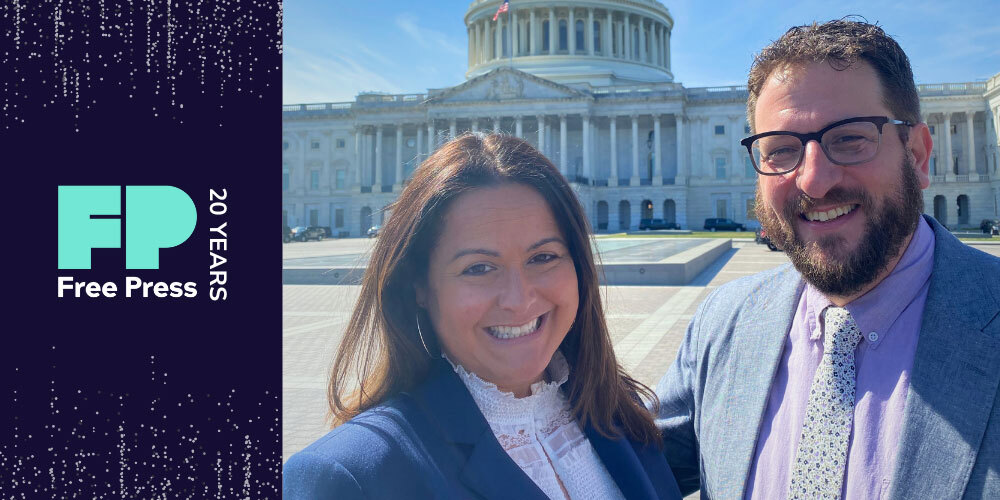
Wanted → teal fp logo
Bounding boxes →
[58,186,197,269]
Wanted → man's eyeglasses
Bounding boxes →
[740,116,914,176]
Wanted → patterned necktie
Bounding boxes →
[787,306,864,500]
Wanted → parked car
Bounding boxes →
[981,219,1000,236]
[282,225,292,243]
[755,228,780,251]
[367,225,381,238]
[290,226,326,242]
[639,218,680,230]
[703,218,745,232]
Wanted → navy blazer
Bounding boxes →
[284,358,683,499]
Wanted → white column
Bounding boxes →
[375,125,383,189]
[545,120,552,156]
[944,113,954,180]
[471,119,479,133]
[537,115,545,154]
[605,11,613,56]
[624,14,631,60]
[630,114,640,186]
[394,126,403,189]
[482,20,489,62]
[559,114,568,176]
[609,116,619,186]
[473,24,480,65]
[353,127,362,190]
[450,119,457,139]
[664,27,671,71]
[653,114,662,185]
[587,9,594,55]
[966,112,976,175]
[568,8,575,54]
[549,8,556,55]
[529,10,537,55]
[639,18,647,63]
[496,12,503,58]
[730,115,743,181]
[493,116,501,133]
[362,129,371,187]
[428,121,436,154]
[582,114,591,182]
[512,9,519,56]
[515,115,523,138]
[675,115,687,184]
[652,25,659,67]
[416,125,423,168]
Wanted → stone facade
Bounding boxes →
[282,0,1000,235]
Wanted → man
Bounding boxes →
[656,20,999,500]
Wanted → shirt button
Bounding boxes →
[868,332,879,342]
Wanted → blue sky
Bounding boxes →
[283,0,1000,104]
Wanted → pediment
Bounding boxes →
[427,68,586,103]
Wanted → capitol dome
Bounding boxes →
[464,0,674,86]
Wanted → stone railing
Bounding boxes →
[282,102,353,114]
[916,82,987,97]
[591,83,684,98]
[987,73,1000,94]
[685,85,749,101]
[356,93,426,106]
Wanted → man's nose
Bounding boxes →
[794,140,844,200]
[497,269,535,313]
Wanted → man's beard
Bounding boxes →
[755,156,924,297]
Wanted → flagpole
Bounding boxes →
[507,2,513,68]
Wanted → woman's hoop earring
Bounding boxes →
[416,313,439,359]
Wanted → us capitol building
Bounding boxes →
[282,0,1000,235]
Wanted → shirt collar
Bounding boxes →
[803,217,935,349]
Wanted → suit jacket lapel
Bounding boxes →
[889,217,1000,500]
[410,359,548,500]
[587,427,660,500]
[703,266,804,499]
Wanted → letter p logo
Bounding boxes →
[58,186,197,269]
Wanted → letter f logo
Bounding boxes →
[58,186,196,269]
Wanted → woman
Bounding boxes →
[283,134,681,500]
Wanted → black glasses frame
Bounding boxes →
[740,115,914,176]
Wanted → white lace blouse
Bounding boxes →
[448,352,626,500]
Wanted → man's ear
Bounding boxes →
[908,122,933,190]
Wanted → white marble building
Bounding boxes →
[282,0,1000,236]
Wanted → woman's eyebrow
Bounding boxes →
[449,248,500,262]
[449,237,565,263]
[527,237,565,251]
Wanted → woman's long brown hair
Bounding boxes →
[328,133,661,446]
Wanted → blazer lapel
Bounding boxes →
[410,359,548,500]
[703,266,804,499]
[586,427,661,500]
[889,217,1000,500]
[460,431,549,500]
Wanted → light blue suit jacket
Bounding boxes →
[656,215,1000,499]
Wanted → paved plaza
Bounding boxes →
[282,236,1000,483]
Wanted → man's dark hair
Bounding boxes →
[746,18,919,140]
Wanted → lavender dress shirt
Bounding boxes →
[744,218,935,500]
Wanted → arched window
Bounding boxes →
[559,20,568,51]
[933,195,947,225]
[575,19,584,51]
[619,200,631,230]
[542,20,550,51]
[597,201,609,231]
[593,21,601,53]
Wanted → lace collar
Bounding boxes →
[446,351,571,424]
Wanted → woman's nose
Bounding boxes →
[497,269,535,312]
